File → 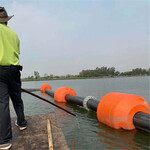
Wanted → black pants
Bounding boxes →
[0,66,27,144]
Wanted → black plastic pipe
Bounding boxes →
[65,95,99,111]
[45,89,99,111]
[133,111,150,133]
[45,89,150,133]
[65,95,84,107]
[87,99,99,112]
[46,89,55,97]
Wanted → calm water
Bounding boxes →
[10,76,150,150]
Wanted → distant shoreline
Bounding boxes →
[21,75,149,82]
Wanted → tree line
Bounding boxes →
[22,67,150,81]
[79,67,150,77]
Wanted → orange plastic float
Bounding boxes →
[97,92,149,130]
[144,109,150,114]
[41,84,52,93]
[54,87,77,103]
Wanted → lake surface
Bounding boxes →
[10,76,150,150]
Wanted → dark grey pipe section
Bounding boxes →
[65,95,84,106]
[45,89,99,111]
[46,89,55,97]
[87,99,99,112]
[65,95,99,112]
[133,111,150,133]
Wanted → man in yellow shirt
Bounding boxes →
[0,7,27,150]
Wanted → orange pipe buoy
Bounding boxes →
[41,84,52,93]
[97,92,149,130]
[54,87,77,103]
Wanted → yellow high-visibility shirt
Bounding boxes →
[0,23,20,66]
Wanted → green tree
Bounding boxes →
[49,74,54,78]
[34,71,40,79]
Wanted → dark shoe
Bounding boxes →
[15,120,27,131]
[0,143,12,150]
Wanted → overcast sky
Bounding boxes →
[1,0,149,77]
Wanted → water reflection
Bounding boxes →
[54,102,73,128]
[54,101,150,150]
[96,123,150,149]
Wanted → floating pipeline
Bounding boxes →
[41,84,150,133]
